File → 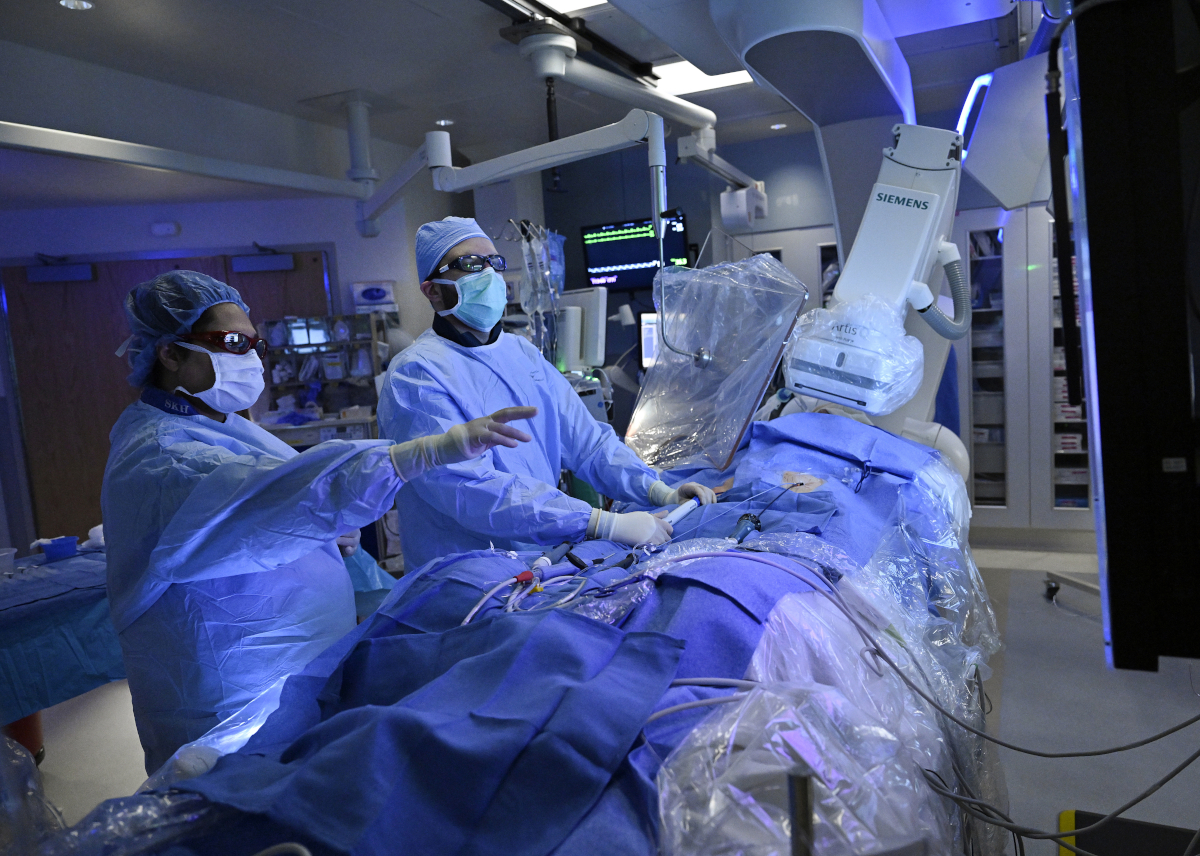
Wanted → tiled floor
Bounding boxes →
[37,679,146,826]
[974,552,1200,854]
[972,547,1099,576]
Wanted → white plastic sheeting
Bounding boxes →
[785,296,924,416]
[1,735,63,853]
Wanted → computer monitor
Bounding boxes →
[581,211,687,291]
[639,312,658,369]
[1064,1,1199,670]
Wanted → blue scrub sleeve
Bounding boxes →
[147,439,402,587]
[546,369,660,505]
[382,375,597,544]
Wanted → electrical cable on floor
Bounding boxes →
[1183,822,1200,856]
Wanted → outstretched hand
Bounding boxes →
[439,406,538,464]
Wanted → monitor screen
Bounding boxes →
[581,211,687,291]
[639,312,658,369]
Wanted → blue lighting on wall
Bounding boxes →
[957,73,993,160]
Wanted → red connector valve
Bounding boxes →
[515,570,535,583]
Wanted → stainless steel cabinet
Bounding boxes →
[953,207,1031,528]
[1027,205,1093,530]
[952,205,1091,531]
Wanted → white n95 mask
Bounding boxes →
[175,341,265,413]
[433,268,508,332]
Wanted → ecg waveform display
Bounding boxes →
[580,211,687,291]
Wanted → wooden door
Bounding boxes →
[2,253,330,541]
[222,251,331,327]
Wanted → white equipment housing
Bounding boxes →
[557,287,608,369]
[785,124,968,416]
[837,124,961,312]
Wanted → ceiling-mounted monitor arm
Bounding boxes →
[677,126,768,231]
[356,109,660,236]
[676,126,757,190]
[429,108,659,193]
[355,134,448,237]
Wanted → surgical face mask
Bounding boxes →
[433,267,507,332]
[174,341,265,413]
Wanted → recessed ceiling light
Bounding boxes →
[434,119,454,127]
[652,60,753,96]
[60,0,93,8]
[770,123,788,130]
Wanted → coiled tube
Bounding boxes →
[918,258,972,340]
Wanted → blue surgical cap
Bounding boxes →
[415,216,490,282]
[122,270,250,387]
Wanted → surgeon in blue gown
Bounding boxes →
[103,271,534,773]
[377,217,717,570]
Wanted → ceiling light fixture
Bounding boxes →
[652,60,753,96]
[434,119,454,127]
[60,0,94,8]
[770,123,788,130]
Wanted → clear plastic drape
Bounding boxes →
[627,255,809,471]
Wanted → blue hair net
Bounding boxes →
[415,216,490,282]
[121,270,250,387]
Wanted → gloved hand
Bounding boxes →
[588,509,673,546]
[648,479,718,507]
[389,406,537,481]
[336,529,361,557]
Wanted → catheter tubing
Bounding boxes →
[461,576,519,625]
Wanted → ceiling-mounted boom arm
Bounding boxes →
[677,126,769,228]
[430,108,658,193]
[514,31,768,230]
[355,133,451,237]
[354,110,662,235]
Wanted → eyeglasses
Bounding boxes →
[436,254,507,275]
[180,330,267,358]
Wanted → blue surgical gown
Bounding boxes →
[377,330,659,569]
[102,399,403,773]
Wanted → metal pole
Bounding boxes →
[546,77,563,191]
[345,96,378,188]
[788,773,814,856]
[648,111,711,368]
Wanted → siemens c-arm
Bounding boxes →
[785,124,970,416]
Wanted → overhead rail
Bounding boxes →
[479,0,656,81]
